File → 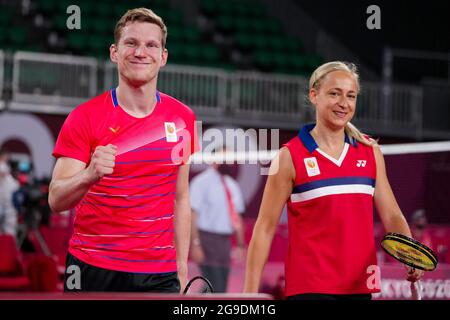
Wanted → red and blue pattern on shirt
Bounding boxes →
[53,89,198,273]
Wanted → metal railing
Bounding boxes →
[104,63,314,127]
[354,83,423,138]
[422,79,450,138]
[232,72,307,115]
[104,63,228,116]
[11,51,97,112]
[9,51,429,138]
[159,65,228,116]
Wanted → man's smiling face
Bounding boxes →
[110,21,168,87]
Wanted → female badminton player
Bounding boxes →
[243,61,424,300]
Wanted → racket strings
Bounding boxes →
[182,276,214,294]
[381,233,438,271]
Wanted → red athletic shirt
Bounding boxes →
[53,89,198,273]
[283,123,380,296]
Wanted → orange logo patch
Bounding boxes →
[304,157,320,177]
[109,126,120,134]
[307,160,316,168]
[164,122,177,142]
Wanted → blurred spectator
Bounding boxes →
[0,152,19,237]
[410,208,450,263]
[410,209,433,249]
[189,159,246,293]
[13,159,51,226]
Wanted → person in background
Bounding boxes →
[410,209,433,249]
[0,150,19,237]
[189,152,246,293]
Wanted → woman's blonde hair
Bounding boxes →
[309,61,373,146]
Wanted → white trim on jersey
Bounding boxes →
[290,184,375,203]
[316,143,350,167]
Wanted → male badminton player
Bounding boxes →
[49,8,198,293]
[244,61,423,300]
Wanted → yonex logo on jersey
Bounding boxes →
[357,160,367,167]
[304,157,320,177]
[165,122,177,142]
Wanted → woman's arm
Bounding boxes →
[373,144,411,236]
[373,143,423,282]
[243,147,295,293]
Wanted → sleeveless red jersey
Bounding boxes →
[283,124,380,296]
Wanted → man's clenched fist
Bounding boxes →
[86,144,117,183]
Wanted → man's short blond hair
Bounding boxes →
[114,8,167,48]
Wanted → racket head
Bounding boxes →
[183,276,214,294]
[380,232,438,271]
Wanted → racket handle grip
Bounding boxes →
[411,281,422,300]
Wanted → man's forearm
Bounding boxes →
[190,210,201,246]
[174,197,191,267]
[49,169,93,212]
